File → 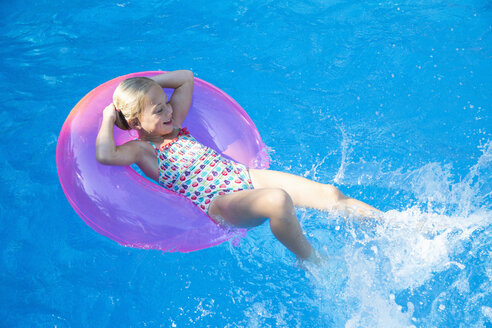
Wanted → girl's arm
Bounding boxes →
[96,104,143,166]
[151,70,194,128]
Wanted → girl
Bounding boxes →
[96,70,380,262]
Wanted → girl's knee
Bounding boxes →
[265,188,292,205]
[262,188,295,216]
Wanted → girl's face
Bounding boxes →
[137,84,174,136]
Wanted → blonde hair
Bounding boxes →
[113,77,159,130]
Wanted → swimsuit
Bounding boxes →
[148,127,254,215]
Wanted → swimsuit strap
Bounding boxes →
[158,127,191,151]
[179,127,190,135]
[146,140,159,154]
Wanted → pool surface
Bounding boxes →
[1,0,490,326]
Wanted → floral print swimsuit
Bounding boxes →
[148,127,254,215]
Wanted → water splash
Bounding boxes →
[334,125,353,184]
[304,141,491,326]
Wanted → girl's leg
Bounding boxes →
[208,188,314,260]
[248,168,381,218]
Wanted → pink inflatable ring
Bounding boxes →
[56,71,269,252]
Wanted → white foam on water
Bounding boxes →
[376,207,485,289]
[305,141,491,326]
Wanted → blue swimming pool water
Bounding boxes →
[1,0,490,326]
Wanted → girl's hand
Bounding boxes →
[151,70,193,129]
[102,103,118,124]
